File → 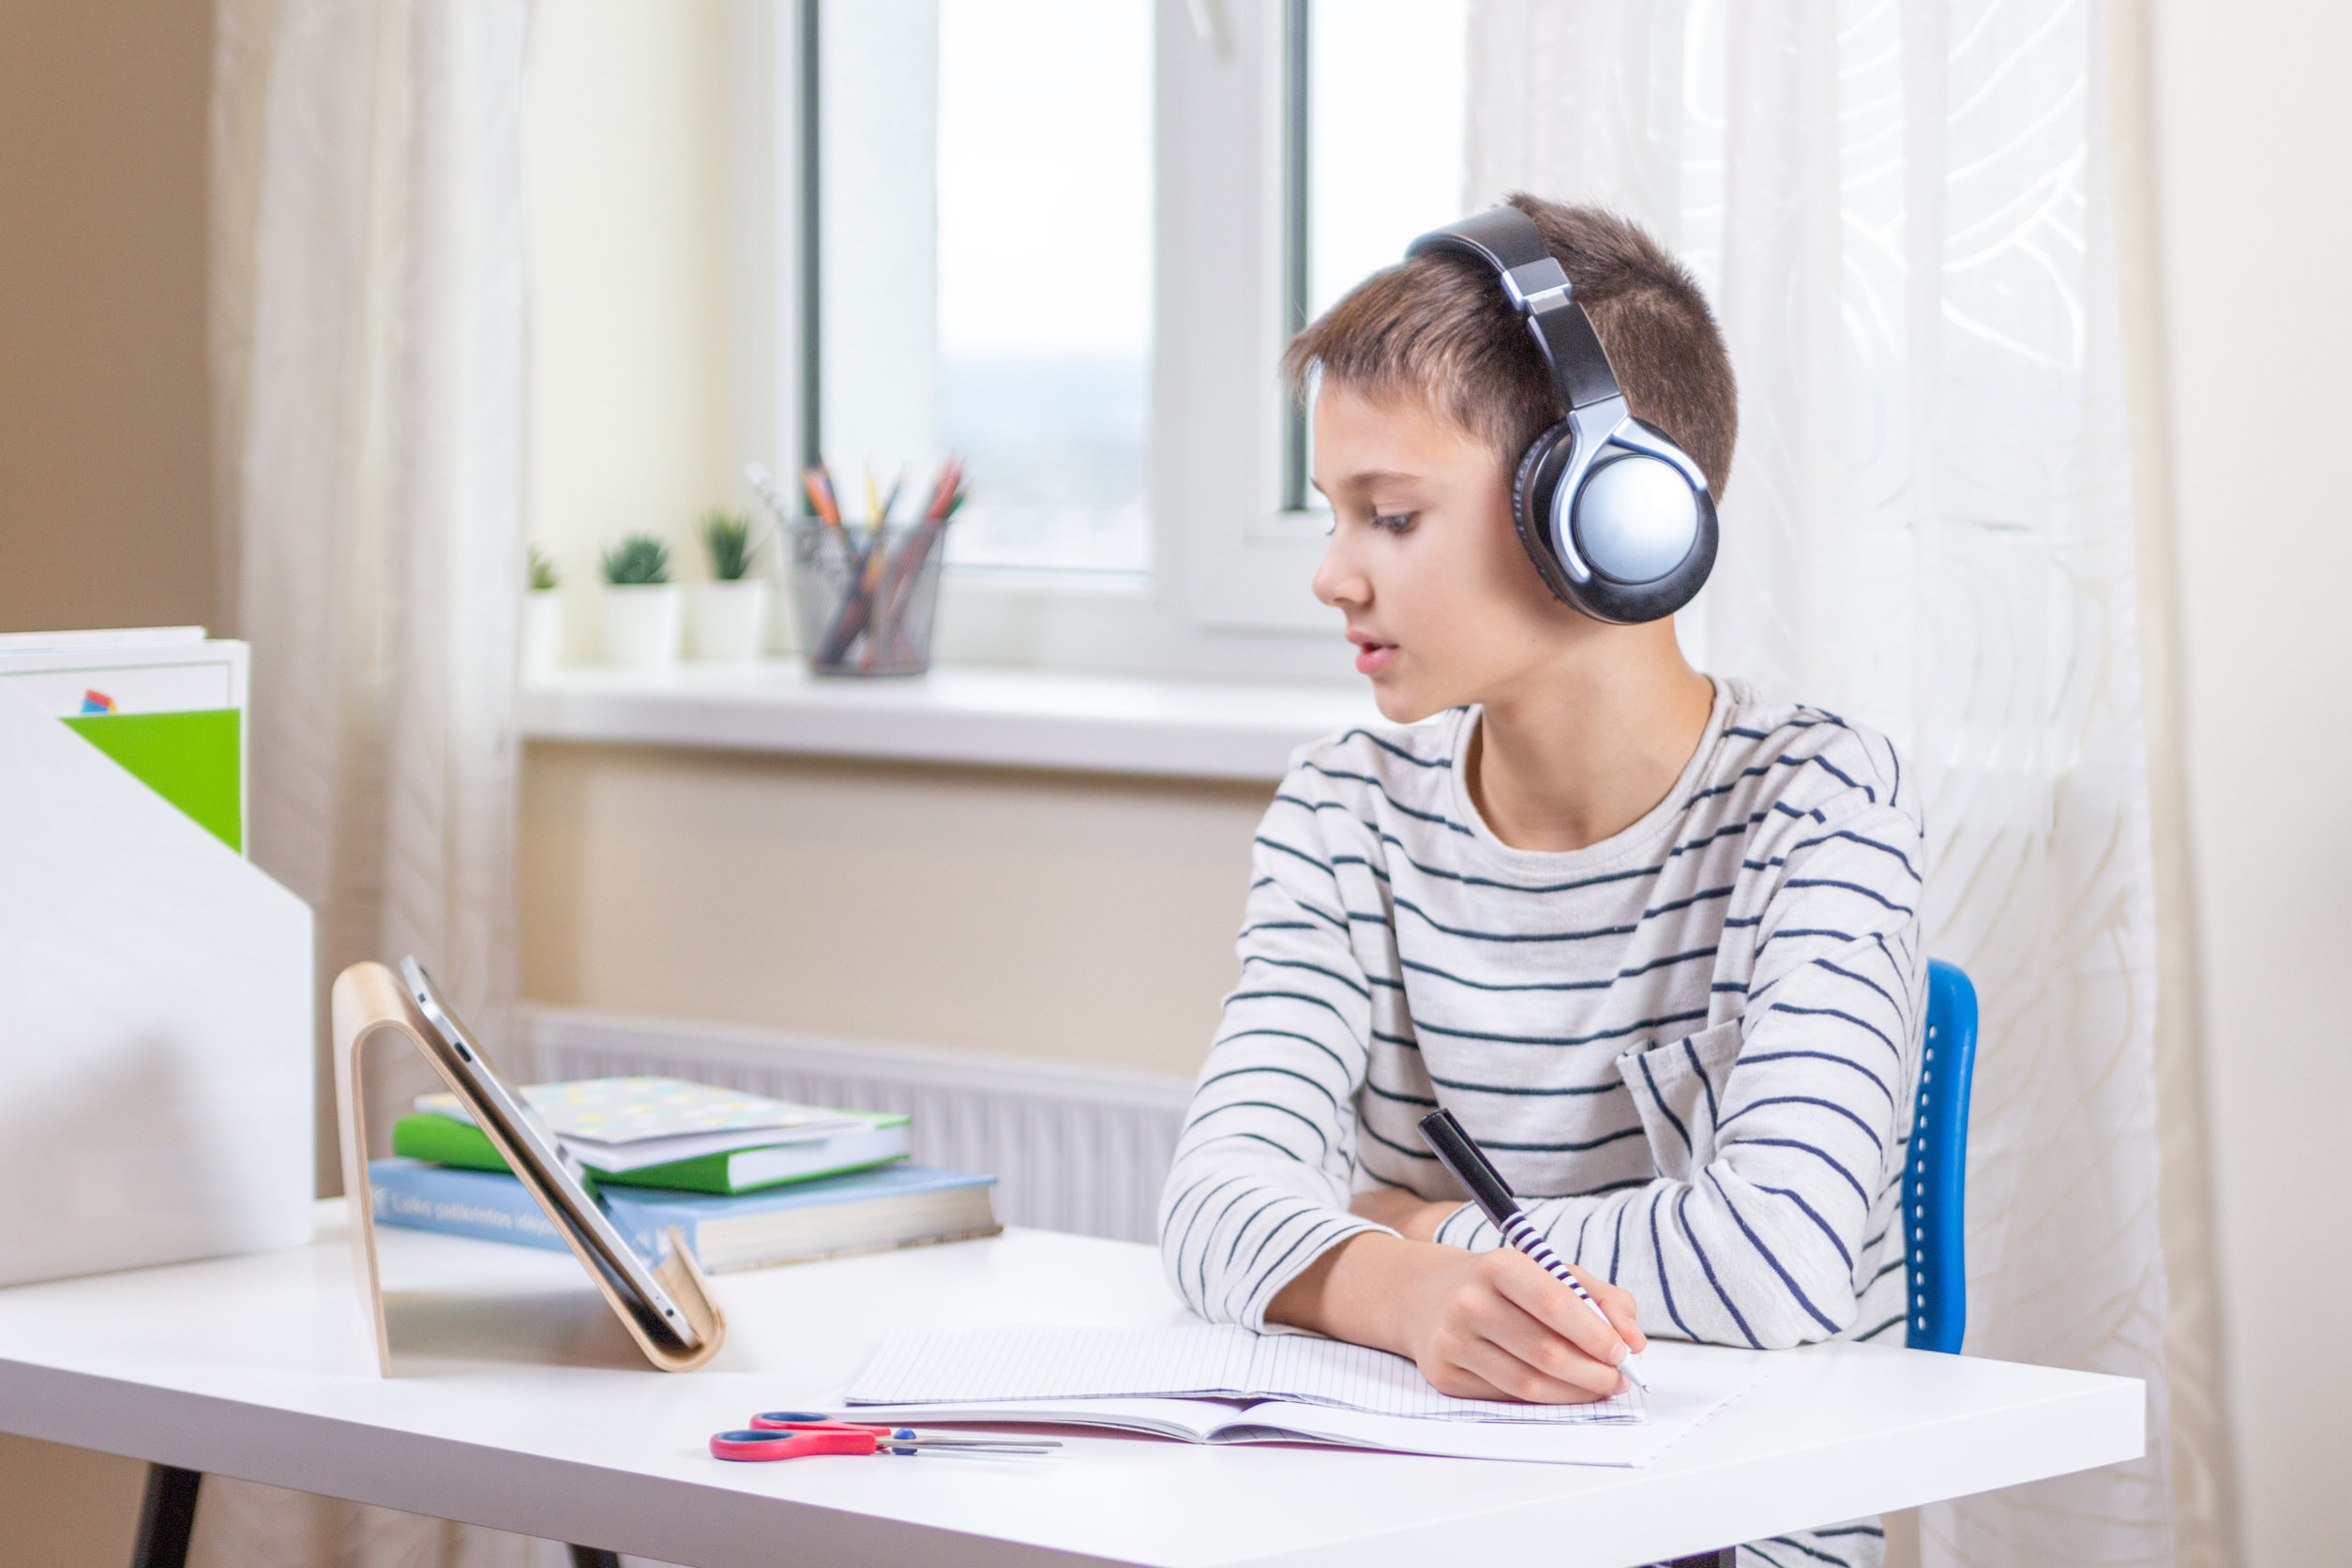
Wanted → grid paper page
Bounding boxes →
[846,1323,1644,1423]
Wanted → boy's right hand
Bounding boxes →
[1269,1231,1645,1404]
[1400,1244,1644,1402]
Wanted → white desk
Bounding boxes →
[0,1203,2141,1568]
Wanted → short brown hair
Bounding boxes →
[1283,194,1737,497]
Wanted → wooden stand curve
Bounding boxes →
[331,960,725,1374]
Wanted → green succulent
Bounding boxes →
[600,533,671,586]
[527,544,559,592]
[701,508,759,581]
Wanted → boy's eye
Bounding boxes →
[1371,511,1416,535]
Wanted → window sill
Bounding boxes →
[518,661,1384,782]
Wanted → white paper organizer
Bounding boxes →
[0,683,314,1288]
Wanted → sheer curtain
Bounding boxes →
[1466,3,2183,1566]
[204,0,533,1563]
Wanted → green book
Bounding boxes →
[390,1109,912,1196]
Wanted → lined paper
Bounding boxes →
[845,1323,1648,1423]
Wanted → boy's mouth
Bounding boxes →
[1347,630,1397,677]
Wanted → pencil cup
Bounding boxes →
[790,520,945,677]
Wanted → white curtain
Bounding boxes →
[1466,4,2179,1567]
[205,0,534,1563]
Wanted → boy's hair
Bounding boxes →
[1283,194,1738,497]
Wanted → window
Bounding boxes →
[1285,0,1470,513]
[757,1,1471,674]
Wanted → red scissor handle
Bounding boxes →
[748,1413,907,1436]
[710,1428,887,1462]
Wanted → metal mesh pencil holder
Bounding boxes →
[790,520,946,677]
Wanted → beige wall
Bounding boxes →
[0,0,213,636]
[520,743,1268,1076]
[2149,3,2352,1563]
[0,1,217,1561]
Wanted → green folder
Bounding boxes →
[60,709,243,852]
[390,1110,911,1196]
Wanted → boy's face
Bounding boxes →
[1309,383,1598,723]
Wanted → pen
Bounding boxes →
[1418,1108,1649,1392]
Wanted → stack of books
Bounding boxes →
[369,1077,999,1273]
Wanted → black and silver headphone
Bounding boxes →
[1405,205,1716,625]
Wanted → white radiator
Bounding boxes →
[520,1007,1194,1244]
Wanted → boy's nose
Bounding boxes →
[1312,536,1369,610]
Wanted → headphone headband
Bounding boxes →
[1405,206,1622,411]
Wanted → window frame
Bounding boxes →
[731,0,1348,682]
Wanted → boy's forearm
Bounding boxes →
[1266,1229,1428,1353]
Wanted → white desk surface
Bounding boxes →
[0,1203,2141,1568]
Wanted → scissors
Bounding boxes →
[709,1410,1060,1462]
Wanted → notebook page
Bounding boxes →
[847,1323,1642,1423]
[848,1323,1259,1404]
[1244,1334,1644,1422]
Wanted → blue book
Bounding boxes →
[368,1157,999,1273]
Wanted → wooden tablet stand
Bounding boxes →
[331,960,725,1374]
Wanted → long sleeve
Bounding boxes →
[1157,781,1392,1330]
[1429,793,1923,1349]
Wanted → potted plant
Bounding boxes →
[690,508,769,661]
[599,533,681,668]
[522,544,564,677]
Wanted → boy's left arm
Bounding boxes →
[1419,792,1924,1349]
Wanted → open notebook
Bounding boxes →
[843,1324,1768,1464]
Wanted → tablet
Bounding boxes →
[397,957,703,1351]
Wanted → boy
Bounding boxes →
[1157,196,1920,1568]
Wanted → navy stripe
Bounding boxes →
[1636,1050,1692,1153]
[1394,895,1636,944]
[1243,953,1372,1001]
[1196,1063,1343,1116]
[1475,1124,1645,1155]
[1425,1072,1625,1098]
[1209,1028,1357,1082]
[1296,761,1474,835]
[1413,1009,1709,1048]
[1720,1094,1886,1152]
[1337,727,1453,768]
[1361,1120,1441,1162]
[1679,1185,1763,1349]
[1683,1033,1724,1126]
[1738,1048,1893,1107]
[1706,1170,1840,1334]
[1648,1189,1695,1338]
[1254,835,1332,875]
[1362,1078,1438,1107]
[1783,875,1912,914]
[1767,1002,1902,1063]
[1732,1137,1871,1206]
[1754,1181,1855,1270]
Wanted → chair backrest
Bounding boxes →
[1905,959,1979,1352]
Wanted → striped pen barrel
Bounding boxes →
[1419,1108,1651,1392]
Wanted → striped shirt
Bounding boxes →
[1158,677,1922,1565]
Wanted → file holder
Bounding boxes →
[332,960,725,1374]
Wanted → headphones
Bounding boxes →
[1405,205,1716,625]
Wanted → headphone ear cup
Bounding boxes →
[1567,480,1718,625]
[1511,420,1582,609]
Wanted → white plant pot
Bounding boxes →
[689,579,772,662]
[521,589,565,678]
[600,583,683,669]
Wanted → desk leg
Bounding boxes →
[567,1547,621,1568]
[130,1465,202,1568]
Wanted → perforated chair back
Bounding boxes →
[1905,959,1979,1352]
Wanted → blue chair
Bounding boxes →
[1904,959,1979,1352]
